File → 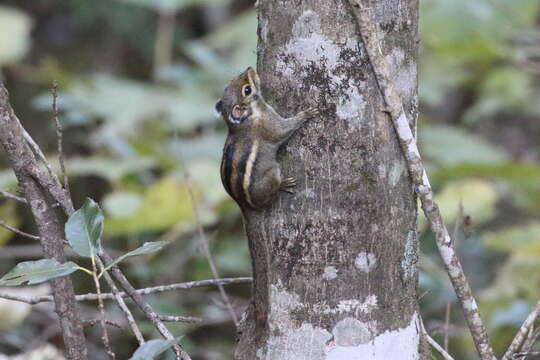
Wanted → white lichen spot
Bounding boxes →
[325,312,421,360]
[388,160,405,187]
[355,252,377,273]
[378,164,387,179]
[323,266,338,280]
[276,10,366,125]
[316,295,378,316]
[265,323,332,360]
[464,298,478,311]
[370,223,379,233]
[332,318,373,346]
[439,244,455,266]
[335,78,367,121]
[401,230,417,280]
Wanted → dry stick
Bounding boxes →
[51,81,70,199]
[159,315,203,323]
[183,171,239,327]
[82,319,123,329]
[522,326,540,358]
[0,277,252,304]
[0,83,88,360]
[0,220,40,240]
[444,302,451,352]
[96,257,145,346]
[0,189,27,203]
[348,3,496,360]
[90,257,115,359]
[503,300,540,360]
[99,251,191,360]
[420,317,455,360]
[174,140,238,327]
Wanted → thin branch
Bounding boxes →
[0,189,27,203]
[0,220,40,240]
[348,3,496,360]
[421,317,455,360]
[99,251,191,360]
[522,326,540,357]
[159,315,203,323]
[175,139,239,327]
[82,319,123,329]
[0,277,252,304]
[90,257,115,359]
[426,333,456,360]
[0,81,87,359]
[503,300,540,360]
[96,257,145,346]
[51,81,70,199]
[444,302,451,352]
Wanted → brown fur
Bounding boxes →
[216,67,318,209]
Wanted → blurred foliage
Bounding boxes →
[0,0,538,359]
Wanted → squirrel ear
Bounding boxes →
[246,67,261,91]
[214,100,223,117]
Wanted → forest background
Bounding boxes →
[0,0,539,359]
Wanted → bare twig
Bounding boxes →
[90,257,115,359]
[522,326,540,357]
[0,189,27,203]
[0,220,40,240]
[348,3,495,360]
[445,302,451,352]
[0,277,252,304]
[51,81,70,199]
[96,257,145,346]
[82,319,122,329]
[421,317,455,360]
[159,315,203,323]
[175,142,239,327]
[503,300,540,360]
[513,352,540,359]
[0,83,87,359]
[99,251,190,360]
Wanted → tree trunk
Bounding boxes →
[235,0,426,359]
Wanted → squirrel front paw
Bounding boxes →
[304,107,319,118]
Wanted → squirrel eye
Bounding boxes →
[242,84,252,97]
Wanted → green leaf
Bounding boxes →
[105,178,195,236]
[0,6,32,66]
[485,222,540,254]
[0,259,79,286]
[129,338,181,360]
[101,241,168,274]
[420,125,509,167]
[65,198,104,258]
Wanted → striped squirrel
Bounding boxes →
[216,67,319,210]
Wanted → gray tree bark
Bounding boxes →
[235,0,426,359]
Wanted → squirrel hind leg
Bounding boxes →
[249,165,282,208]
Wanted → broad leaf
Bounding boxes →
[129,338,180,360]
[101,241,168,274]
[65,198,104,258]
[0,259,79,286]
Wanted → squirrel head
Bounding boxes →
[215,67,261,128]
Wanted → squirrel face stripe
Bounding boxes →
[216,67,319,209]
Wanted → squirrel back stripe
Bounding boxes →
[243,140,259,208]
[221,141,235,198]
[234,141,252,206]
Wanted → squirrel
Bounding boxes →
[215,67,319,210]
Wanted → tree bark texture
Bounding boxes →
[235,0,424,359]
[0,84,88,360]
